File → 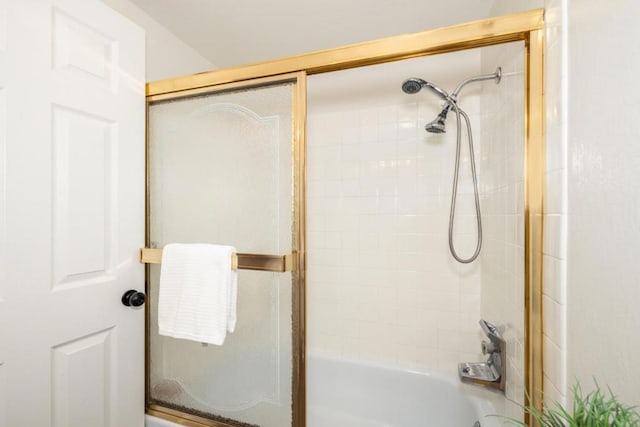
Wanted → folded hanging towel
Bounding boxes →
[158,243,238,345]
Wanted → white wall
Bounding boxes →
[306,52,485,374]
[101,0,215,81]
[565,0,640,404]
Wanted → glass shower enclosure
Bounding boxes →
[145,74,306,427]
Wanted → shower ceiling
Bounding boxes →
[124,0,493,68]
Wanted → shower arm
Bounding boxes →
[450,68,502,101]
[438,67,502,115]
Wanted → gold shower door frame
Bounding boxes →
[145,8,545,427]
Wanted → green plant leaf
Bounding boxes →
[492,379,640,427]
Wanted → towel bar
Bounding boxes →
[139,248,296,272]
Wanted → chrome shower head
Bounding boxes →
[401,77,451,133]
[401,67,502,135]
[401,78,450,101]
[401,77,427,94]
[425,109,449,134]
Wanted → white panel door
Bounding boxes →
[0,0,145,426]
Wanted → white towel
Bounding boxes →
[158,243,237,345]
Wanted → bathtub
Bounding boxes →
[145,415,179,427]
[146,355,503,427]
[307,355,502,427]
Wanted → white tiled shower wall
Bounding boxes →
[479,42,526,420]
[489,0,570,409]
[540,0,568,407]
[306,56,486,373]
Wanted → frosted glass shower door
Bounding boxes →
[146,75,304,427]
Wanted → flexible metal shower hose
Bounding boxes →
[448,102,482,263]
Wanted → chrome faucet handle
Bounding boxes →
[479,319,501,338]
[479,319,504,348]
[458,319,507,392]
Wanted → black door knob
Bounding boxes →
[122,289,146,307]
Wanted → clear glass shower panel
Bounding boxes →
[147,83,294,427]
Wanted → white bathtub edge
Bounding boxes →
[145,414,181,427]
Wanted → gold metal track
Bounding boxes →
[147,9,544,97]
[140,247,296,272]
